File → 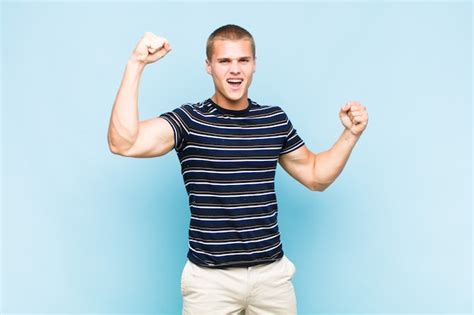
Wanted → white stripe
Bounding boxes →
[189,233,279,246]
[189,131,286,140]
[189,241,281,257]
[189,191,275,198]
[287,133,297,141]
[194,108,284,120]
[287,125,294,136]
[191,211,276,222]
[183,169,274,175]
[185,180,274,186]
[183,144,281,151]
[190,222,278,234]
[181,157,278,164]
[280,140,304,154]
[190,201,277,210]
[249,106,272,112]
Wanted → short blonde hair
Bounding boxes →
[206,24,256,61]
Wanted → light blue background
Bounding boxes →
[1,1,472,314]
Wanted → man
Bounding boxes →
[108,24,368,315]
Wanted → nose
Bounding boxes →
[229,60,241,74]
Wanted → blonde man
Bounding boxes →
[108,24,368,314]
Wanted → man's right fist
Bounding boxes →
[130,32,172,65]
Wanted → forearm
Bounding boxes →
[108,59,146,151]
[313,128,360,187]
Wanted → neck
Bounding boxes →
[211,93,249,111]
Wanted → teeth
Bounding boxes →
[227,79,243,83]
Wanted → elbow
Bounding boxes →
[107,133,130,156]
[107,123,137,156]
[308,184,327,192]
[109,146,122,156]
[108,142,134,157]
[307,179,331,192]
[108,142,125,156]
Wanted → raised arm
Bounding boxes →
[278,101,368,191]
[107,32,174,158]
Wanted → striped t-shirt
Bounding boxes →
[159,97,305,268]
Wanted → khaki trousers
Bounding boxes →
[181,255,297,314]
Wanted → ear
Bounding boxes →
[205,59,212,75]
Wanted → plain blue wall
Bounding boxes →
[1,1,471,314]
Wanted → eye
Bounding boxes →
[219,60,229,64]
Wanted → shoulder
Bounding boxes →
[167,100,210,116]
[181,99,217,115]
[248,99,287,116]
[176,101,199,111]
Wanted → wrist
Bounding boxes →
[343,127,361,142]
[127,57,146,72]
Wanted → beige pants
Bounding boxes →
[181,255,297,315]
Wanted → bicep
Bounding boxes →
[278,145,317,190]
[120,117,175,158]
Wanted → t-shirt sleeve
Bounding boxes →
[279,110,305,155]
[159,105,190,152]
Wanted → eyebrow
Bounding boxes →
[216,56,252,61]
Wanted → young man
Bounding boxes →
[108,25,368,315]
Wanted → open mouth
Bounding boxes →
[226,78,243,90]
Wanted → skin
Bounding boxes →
[206,39,256,111]
[107,32,369,192]
[278,100,368,191]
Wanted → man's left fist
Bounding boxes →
[339,101,368,136]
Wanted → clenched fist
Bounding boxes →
[130,32,172,65]
[339,101,368,136]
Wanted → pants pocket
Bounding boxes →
[284,255,296,278]
[180,260,191,296]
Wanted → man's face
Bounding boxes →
[206,39,256,105]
